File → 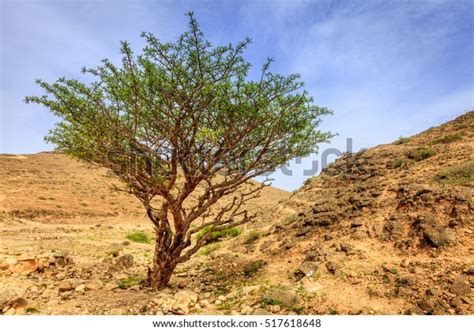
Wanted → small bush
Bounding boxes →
[391,159,406,169]
[283,213,297,225]
[434,160,474,186]
[25,307,38,313]
[196,226,241,242]
[126,231,152,244]
[394,136,410,145]
[407,148,436,162]
[200,243,220,256]
[289,306,304,314]
[244,230,261,244]
[431,132,463,145]
[222,227,242,237]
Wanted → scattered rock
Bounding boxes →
[86,279,104,290]
[325,261,340,275]
[55,272,67,281]
[58,281,75,292]
[109,308,125,315]
[4,307,16,315]
[462,267,474,276]
[241,285,260,295]
[9,258,39,275]
[405,306,425,315]
[269,305,281,313]
[173,290,198,314]
[295,261,318,278]
[426,288,440,296]
[241,305,253,315]
[400,259,410,268]
[295,227,311,237]
[11,297,28,309]
[351,221,363,228]
[242,260,266,277]
[450,276,471,296]
[104,283,118,291]
[117,254,134,269]
[262,288,302,307]
[75,284,86,292]
[417,299,434,314]
[52,251,71,267]
[0,287,25,310]
[397,275,416,287]
[250,307,271,315]
[422,224,456,248]
[54,257,67,268]
[107,243,123,257]
[340,243,354,254]
[396,287,412,297]
[383,217,405,240]
[300,279,323,293]
[0,259,9,270]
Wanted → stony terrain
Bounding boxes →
[0,111,473,315]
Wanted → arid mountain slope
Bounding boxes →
[245,110,473,314]
[0,111,472,316]
[0,152,289,222]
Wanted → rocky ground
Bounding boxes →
[1,111,473,315]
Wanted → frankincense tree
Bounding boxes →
[25,12,332,289]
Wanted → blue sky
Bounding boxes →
[1,0,473,191]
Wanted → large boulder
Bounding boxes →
[422,225,456,248]
[9,257,39,275]
[294,261,319,279]
[296,261,318,277]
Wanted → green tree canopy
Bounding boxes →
[25,12,333,289]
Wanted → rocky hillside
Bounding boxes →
[0,111,472,316]
[248,110,473,315]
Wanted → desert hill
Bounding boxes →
[0,111,472,315]
[246,110,473,315]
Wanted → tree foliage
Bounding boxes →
[25,12,333,289]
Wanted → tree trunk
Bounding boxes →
[149,260,175,290]
[149,226,179,290]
